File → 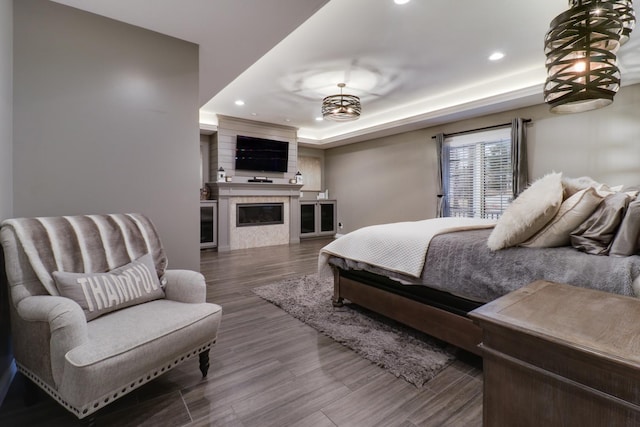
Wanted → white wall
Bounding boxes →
[13,0,200,270]
[326,83,640,234]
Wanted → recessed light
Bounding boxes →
[489,52,505,61]
[394,0,410,4]
[234,100,245,106]
[315,117,324,122]
[285,118,291,122]
[251,112,257,116]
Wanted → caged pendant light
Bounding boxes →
[321,83,362,121]
[570,0,635,44]
[544,0,625,113]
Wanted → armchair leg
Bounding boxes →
[199,350,210,378]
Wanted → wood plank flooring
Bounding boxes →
[0,239,483,426]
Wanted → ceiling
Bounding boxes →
[52,0,640,148]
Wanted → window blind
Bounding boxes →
[444,128,512,219]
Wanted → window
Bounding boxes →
[443,128,512,219]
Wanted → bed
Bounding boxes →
[318,174,640,355]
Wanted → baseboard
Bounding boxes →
[0,359,16,406]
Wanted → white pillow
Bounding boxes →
[562,176,599,199]
[521,187,603,248]
[487,172,564,250]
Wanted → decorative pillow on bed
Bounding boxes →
[521,187,603,248]
[53,253,165,321]
[621,185,640,200]
[609,199,640,256]
[570,192,631,255]
[562,176,600,199]
[487,172,563,251]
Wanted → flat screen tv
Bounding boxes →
[235,135,289,173]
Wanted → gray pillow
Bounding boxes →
[610,199,640,257]
[53,253,165,321]
[570,192,631,255]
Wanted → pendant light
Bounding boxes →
[569,0,635,44]
[321,83,362,121]
[544,1,624,113]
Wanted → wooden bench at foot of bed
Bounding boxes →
[332,267,484,355]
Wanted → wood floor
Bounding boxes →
[0,238,483,426]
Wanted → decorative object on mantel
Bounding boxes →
[321,83,362,121]
[217,167,225,182]
[544,0,627,113]
[317,189,329,200]
[225,176,233,182]
[200,184,211,200]
[295,171,303,185]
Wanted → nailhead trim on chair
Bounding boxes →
[17,341,215,420]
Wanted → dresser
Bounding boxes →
[470,281,640,426]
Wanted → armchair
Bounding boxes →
[0,213,222,421]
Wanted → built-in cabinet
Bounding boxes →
[200,201,217,249]
[300,200,337,238]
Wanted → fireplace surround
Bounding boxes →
[209,182,304,251]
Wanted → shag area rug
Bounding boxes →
[253,274,457,388]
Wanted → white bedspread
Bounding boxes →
[318,217,496,279]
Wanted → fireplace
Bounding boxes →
[210,182,302,251]
[236,203,284,227]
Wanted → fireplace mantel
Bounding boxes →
[209,182,304,252]
[210,182,303,198]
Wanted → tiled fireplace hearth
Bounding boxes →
[210,182,304,252]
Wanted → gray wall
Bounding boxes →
[13,0,201,270]
[326,83,640,234]
[0,0,11,221]
[0,0,13,405]
[324,130,436,232]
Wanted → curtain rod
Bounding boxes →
[431,118,531,139]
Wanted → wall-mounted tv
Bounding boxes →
[235,135,289,173]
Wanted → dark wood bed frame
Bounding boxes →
[331,267,485,355]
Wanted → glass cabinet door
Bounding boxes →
[200,203,217,248]
[320,203,335,232]
[300,203,316,234]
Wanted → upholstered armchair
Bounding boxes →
[0,213,222,422]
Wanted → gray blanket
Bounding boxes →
[329,228,640,303]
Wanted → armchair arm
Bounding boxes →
[15,295,88,386]
[163,269,207,303]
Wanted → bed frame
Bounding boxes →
[331,267,485,355]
